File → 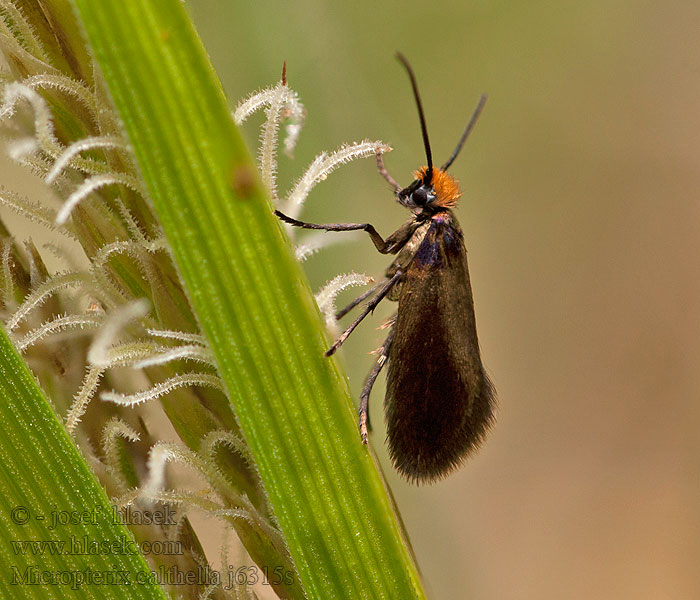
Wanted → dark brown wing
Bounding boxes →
[385,211,495,483]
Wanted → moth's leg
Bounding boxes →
[359,317,396,444]
[336,278,388,320]
[376,150,402,193]
[275,210,395,254]
[325,270,402,357]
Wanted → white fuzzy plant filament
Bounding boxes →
[101,373,225,407]
[15,312,103,352]
[6,271,92,331]
[46,135,129,185]
[56,172,145,225]
[315,272,374,330]
[283,140,391,219]
[87,298,150,367]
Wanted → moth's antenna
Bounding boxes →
[396,52,433,182]
[441,94,487,171]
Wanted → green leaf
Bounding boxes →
[0,325,167,600]
[68,0,427,598]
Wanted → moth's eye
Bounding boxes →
[412,185,436,206]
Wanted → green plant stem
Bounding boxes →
[69,0,426,598]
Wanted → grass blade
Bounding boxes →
[0,325,167,599]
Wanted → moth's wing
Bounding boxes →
[385,214,495,483]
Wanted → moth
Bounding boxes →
[276,53,495,483]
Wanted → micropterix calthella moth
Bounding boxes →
[276,53,495,483]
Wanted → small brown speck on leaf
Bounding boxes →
[231,164,256,198]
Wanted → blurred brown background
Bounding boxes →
[4,0,699,598]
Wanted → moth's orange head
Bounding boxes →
[415,166,462,208]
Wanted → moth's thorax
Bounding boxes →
[386,219,431,279]
[415,166,462,208]
[429,210,453,224]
